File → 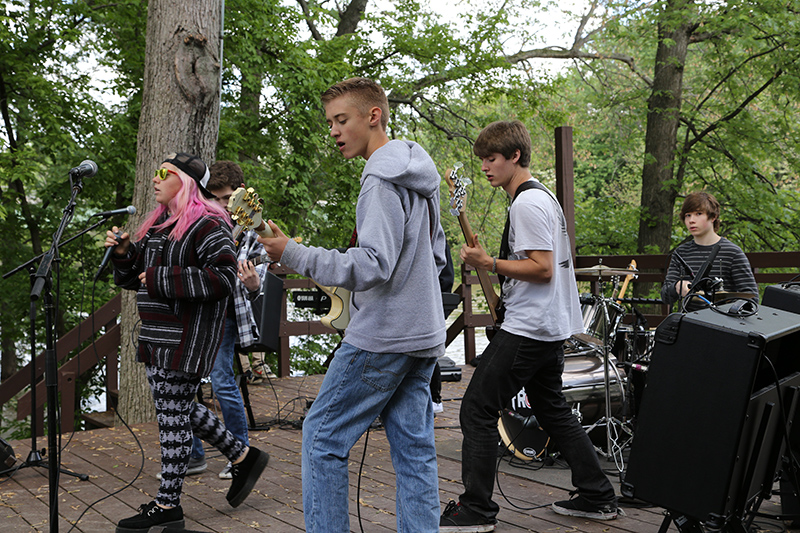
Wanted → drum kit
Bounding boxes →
[498,261,655,473]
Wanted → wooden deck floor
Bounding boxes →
[1,365,792,532]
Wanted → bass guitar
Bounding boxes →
[443,163,500,322]
[227,187,351,332]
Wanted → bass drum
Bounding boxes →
[498,351,625,461]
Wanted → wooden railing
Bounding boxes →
[0,294,121,435]
[2,252,798,433]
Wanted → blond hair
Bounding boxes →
[321,77,389,130]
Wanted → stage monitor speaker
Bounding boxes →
[763,283,800,315]
[622,304,800,526]
[242,271,283,353]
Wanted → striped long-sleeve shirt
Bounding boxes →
[112,214,237,377]
[661,237,757,308]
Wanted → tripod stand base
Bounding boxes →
[6,447,90,481]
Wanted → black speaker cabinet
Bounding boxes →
[622,304,800,526]
[762,283,800,315]
[240,271,283,353]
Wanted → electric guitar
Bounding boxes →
[443,163,500,322]
[227,187,351,332]
[615,260,638,304]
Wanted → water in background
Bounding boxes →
[443,311,491,366]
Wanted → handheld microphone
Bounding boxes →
[95,230,123,281]
[69,160,98,178]
[92,205,136,218]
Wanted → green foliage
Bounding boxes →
[3,0,800,390]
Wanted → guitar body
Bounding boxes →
[316,284,351,332]
[228,186,352,332]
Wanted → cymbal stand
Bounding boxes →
[582,283,632,475]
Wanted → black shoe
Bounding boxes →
[552,494,618,520]
[439,500,496,532]
[226,446,269,507]
[116,501,184,533]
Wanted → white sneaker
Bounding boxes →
[219,461,233,479]
[433,401,444,414]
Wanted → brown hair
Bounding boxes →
[680,191,721,232]
[321,77,390,130]
[473,120,532,168]
[207,160,244,192]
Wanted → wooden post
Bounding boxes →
[555,126,576,262]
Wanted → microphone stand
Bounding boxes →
[19,174,91,533]
[2,213,114,491]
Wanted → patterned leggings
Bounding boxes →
[146,364,247,507]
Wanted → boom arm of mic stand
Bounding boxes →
[3,217,108,281]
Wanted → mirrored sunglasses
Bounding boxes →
[155,168,179,180]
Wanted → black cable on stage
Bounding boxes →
[64,223,147,533]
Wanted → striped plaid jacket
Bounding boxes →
[112,214,237,377]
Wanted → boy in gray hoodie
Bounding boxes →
[258,77,447,533]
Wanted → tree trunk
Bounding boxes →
[117,0,223,425]
[637,0,694,255]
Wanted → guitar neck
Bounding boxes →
[457,213,499,321]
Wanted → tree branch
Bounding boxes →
[296,0,324,41]
[336,0,368,37]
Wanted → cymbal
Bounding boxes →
[574,264,638,277]
[693,291,758,302]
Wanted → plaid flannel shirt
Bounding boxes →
[233,230,269,350]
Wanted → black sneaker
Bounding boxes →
[116,501,184,533]
[552,495,618,520]
[226,446,270,507]
[439,500,496,532]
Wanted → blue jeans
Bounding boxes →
[302,342,439,533]
[192,316,249,458]
[458,329,616,520]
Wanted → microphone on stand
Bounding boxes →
[672,252,694,278]
[69,160,98,178]
[92,206,136,218]
[95,230,123,281]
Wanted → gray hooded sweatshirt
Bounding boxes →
[281,139,447,356]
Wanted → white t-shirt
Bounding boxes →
[499,182,584,342]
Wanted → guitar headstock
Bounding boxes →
[443,162,471,217]
[227,187,274,238]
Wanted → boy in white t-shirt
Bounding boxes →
[439,121,618,532]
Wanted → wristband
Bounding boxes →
[492,256,497,274]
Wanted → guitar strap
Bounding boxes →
[496,180,564,318]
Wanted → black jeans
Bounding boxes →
[458,329,616,520]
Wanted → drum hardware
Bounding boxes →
[501,261,645,469]
[577,261,639,474]
[497,354,626,461]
